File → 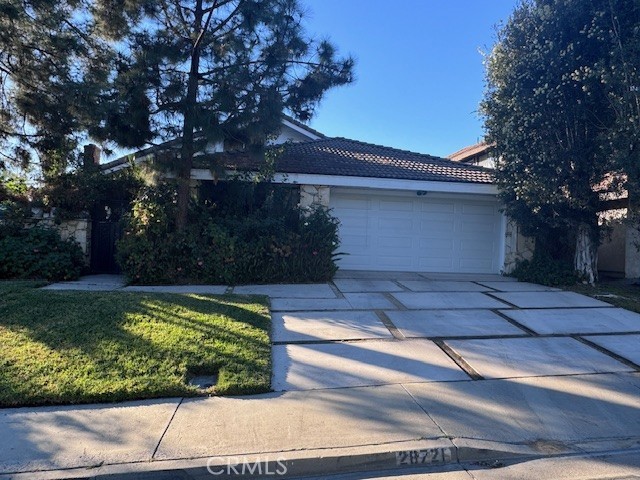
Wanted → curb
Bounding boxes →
[1,438,547,480]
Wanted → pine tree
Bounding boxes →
[0,0,150,179]
[101,0,354,229]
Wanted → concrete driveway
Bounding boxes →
[260,270,639,391]
[18,271,640,478]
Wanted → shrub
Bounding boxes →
[116,183,341,285]
[511,254,579,287]
[0,227,84,281]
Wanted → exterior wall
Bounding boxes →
[30,216,91,265]
[476,157,496,169]
[625,221,640,278]
[272,127,317,145]
[299,185,330,211]
[502,219,535,274]
[598,221,626,277]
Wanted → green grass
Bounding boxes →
[567,282,640,313]
[0,281,271,407]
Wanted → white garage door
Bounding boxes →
[330,189,503,273]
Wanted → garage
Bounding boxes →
[330,188,503,273]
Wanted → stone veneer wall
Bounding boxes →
[29,216,91,265]
[299,185,330,211]
[502,219,535,274]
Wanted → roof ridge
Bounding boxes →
[326,136,492,171]
[331,136,442,160]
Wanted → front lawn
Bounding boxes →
[0,281,271,407]
[568,282,640,313]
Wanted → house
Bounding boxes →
[449,142,638,279]
[448,141,496,169]
[98,120,530,275]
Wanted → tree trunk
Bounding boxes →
[175,0,204,231]
[574,224,598,284]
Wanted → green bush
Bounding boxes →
[0,227,85,281]
[116,184,341,285]
[511,254,579,287]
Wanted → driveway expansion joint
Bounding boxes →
[327,281,345,298]
[374,310,405,339]
[434,340,484,381]
[574,336,640,372]
[382,292,409,310]
[492,309,539,336]
[482,291,521,309]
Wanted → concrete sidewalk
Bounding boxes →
[7,271,639,478]
[1,372,639,479]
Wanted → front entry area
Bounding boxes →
[330,188,504,273]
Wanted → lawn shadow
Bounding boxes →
[0,289,272,407]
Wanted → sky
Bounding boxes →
[302,0,520,158]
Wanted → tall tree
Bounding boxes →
[0,0,151,179]
[102,0,354,229]
[481,0,640,284]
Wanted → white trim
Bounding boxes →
[272,172,498,195]
[188,170,498,194]
[281,119,322,140]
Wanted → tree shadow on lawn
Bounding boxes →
[0,289,271,407]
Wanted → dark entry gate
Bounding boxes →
[90,220,122,274]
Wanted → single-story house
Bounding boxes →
[449,142,638,279]
[97,119,531,275]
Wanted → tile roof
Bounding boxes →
[104,137,495,185]
[448,142,492,163]
[220,137,495,184]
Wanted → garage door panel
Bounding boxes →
[378,217,414,232]
[462,204,496,215]
[420,202,455,213]
[379,199,414,212]
[418,222,455,240]
[377,256,413,268]
[460,221,496,235]
[419,257,454,269]
[333,196,371,210]
[418,238,453,250]
[379,236,413,248]
[341,234,369,248]
[331,191,501,273]
[459,258,494,271]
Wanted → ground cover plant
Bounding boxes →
[0,281,271,407]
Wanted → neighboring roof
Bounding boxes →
[448,142,492,163]
[218,137,494,184]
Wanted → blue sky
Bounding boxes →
[303,0,519,157]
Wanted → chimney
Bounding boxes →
[83,144,101,168]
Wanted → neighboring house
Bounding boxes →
[96,121,530,275]
[449,142,638,279]
[448,142,496,169]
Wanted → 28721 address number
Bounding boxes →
[396,448,453,466]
